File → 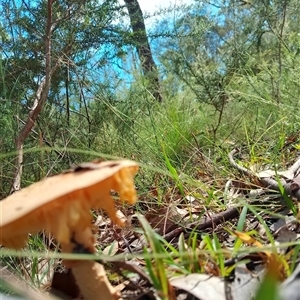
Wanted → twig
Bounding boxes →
[162,207,240,242]
[228,148,255,176]
[288,156,300,176]
[228,149,284,190]
[184,207,240,236]
[163,227,184,242]
[228,148,300,201]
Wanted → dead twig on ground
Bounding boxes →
[228,148,300,201]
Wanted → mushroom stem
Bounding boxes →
[71,260,121,300]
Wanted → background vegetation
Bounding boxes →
[1,0,300,191]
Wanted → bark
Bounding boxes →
[124,0,163,102]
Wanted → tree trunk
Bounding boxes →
[124,0,163,103]
[10,0,58,194]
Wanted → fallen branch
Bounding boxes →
[184,207,240,239]
[163,207,240,242]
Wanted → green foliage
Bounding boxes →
[202,233,226,276]
[137,215,170,300]
[254,274,279,300]
[162,143,185,195]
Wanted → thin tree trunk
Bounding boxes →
[10,0,57,194]
[124,0,163,103]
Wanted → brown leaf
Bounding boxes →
[145,206,179,235]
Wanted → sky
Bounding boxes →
[138,0,193,14]
[120,0,194,27]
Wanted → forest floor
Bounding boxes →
[2,137,300,300]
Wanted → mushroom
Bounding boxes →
[0,160,139,300]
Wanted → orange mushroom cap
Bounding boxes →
[0,160,139,252]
